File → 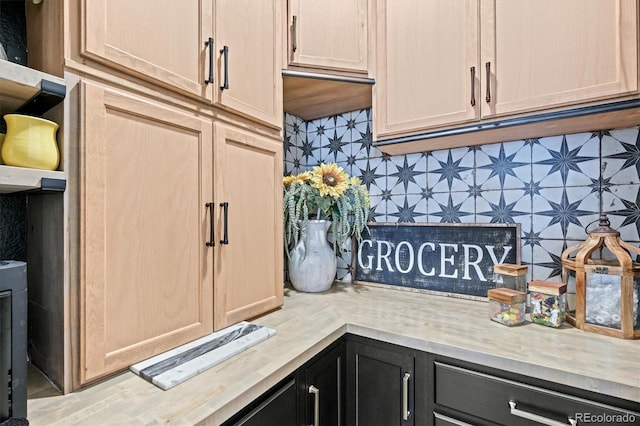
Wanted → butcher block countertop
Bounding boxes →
[28,283,640,425]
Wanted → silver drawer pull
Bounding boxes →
[309,385,319,426]
[509,401,577,426]
[402,372,411,421]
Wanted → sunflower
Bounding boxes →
[283,171,312,186]
[310,163,349,198]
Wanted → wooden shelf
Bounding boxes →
[0,61,66,193]
[0,59,65,117]
[0,165,65,194]
[283,70,373,121]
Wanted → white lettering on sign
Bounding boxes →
[357,239,513,282]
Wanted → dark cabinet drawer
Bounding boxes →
[433,412,473,426]
[223,377,297,426]
[434,361,640,426]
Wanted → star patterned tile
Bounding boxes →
[427,147,474,193]
[534,133,599,188]
[476,141,530,191]
[604,184,640,242]
[386,153,426,195]
[283,110,640,283]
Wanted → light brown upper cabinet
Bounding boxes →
[287,0,369,74]
[79,82,214,383]
[374,0,639,142]
[81,0,212,101]
[81,0,282,128]
[482,0,638,119]
[213,123,284,330]
[213,0,283,127]
[374,0,479,139]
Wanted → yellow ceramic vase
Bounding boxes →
[2,114,60,170]
[0,133,5,165]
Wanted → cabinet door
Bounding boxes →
[347,340,415,426]
[288,0,368,73]
[481,0,639,118]
[213,123,283,330]
[80,83,214,383]
[213,0,283,128]
[374,0,479,140]
[299,342,346,426]
[81,0,213,101]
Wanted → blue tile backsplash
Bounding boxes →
[284,110,640,283]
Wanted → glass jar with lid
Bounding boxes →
[493,264,528,292]
[488,288,527,326]
[529,280,566,328]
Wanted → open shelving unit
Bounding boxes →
[0,59,66,193]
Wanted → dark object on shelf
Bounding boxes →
[0,0,28,66]
[0,261,28,422]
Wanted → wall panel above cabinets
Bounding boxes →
[79,82,214,384]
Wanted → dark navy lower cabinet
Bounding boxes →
[226,337,639,426]
[345,335,426,426]
[298,340,346,426]
[428,355,640,426]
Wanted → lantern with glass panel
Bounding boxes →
[562,214,640,339]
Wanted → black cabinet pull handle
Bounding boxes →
[470,66,476,107]
[204,37,214,85]
[205,202,215,247]
[292,15,297,52]
[485,61,491,103]
[220,46,229,91]
[220,202,229,245]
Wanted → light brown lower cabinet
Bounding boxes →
[78,82,282,384]
[212,122,284,330]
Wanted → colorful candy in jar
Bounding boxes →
[488,288,527,326]
[528,280,567,328]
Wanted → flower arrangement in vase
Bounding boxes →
[283,163,370,292]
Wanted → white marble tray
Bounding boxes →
[130,322,276,390]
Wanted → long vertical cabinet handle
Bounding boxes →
[470,66,476,106]
[402,372,411,421]
[485,61,491,103]
[204,37,214,85]
[219,202,229,245]
[205,203,215,247]
[308,385,319,426]
[292,15,297,52]
[220,46,229,91]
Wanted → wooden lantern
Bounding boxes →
[562,214,640,339]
